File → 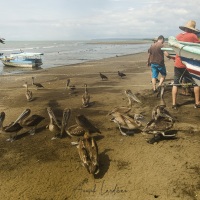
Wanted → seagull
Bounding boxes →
[99,72,108,80]
[32,77,44,89]
[118,71,126,78]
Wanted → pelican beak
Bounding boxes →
[13,109,31,124]
[125,90,141,103]
[47,107,61,128]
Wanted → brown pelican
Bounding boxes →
[82,84,90,108]
[0,112,23,142]
[108,89,141,115]
[23,82,33,102]
[32,77,44,89]
[46,107,70,140]
[110,112,143,136]
[99,72,108,80]
[118,71,126,78]
[66,114,100,137]
[14,109,45,135]
[143,86,176,139]
[66,78,76,94]
[75,115,99,175]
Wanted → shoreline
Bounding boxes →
[0,51,199,200]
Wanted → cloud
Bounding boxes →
[0,0,200,40]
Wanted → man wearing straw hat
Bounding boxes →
[172,20,200,109]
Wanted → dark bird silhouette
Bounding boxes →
[99,72,108,80]
[32,77,44,89]
[0,38,5,44]
[0,112,23,142]
[118,71,126,78]
[14,108,45,135]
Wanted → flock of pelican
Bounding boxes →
[0,71,177,175]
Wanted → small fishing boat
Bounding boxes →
[0,52,44,68]
[167,36,200,86]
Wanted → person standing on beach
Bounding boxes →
[172,20,200,109]
[148,35,170,92]
[147,37,159,84]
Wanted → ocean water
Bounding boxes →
[0,40,150,75]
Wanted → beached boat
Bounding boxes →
[0,52,44,68]
[168,36,200,60]
[167,36,200,86]
[179,57,200,86]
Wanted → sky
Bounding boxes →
[0,0,200,41]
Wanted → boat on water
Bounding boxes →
[167,36,200,86]
[0,52,44,68]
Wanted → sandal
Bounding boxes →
[194,104,200,108]
[172,104,179,110]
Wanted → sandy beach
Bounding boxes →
[0,52,200,200]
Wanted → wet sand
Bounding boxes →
[0,52,200,200]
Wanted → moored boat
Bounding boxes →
[0,52,44,68]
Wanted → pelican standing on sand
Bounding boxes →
[46,107,71,140]
[75,114,100,175]
[66,78,76,94]
[32,77,44,89]
[82,84,90,108]
[108,89,141,115]
[14,108,45,135]
[23,82,33,101]
[142,86,176,142]
[0,112,23,142]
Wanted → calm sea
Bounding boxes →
[0,40,150,75]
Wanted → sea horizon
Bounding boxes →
[0,39,151,75]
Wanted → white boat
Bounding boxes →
[167,36,200,86]
[168,36,200,60]
[1,52,44,68]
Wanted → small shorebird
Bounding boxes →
[32,77,44,89]
[118,71,126,78]
[99,72,108,80]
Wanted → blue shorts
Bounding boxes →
[151,63,167,78]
